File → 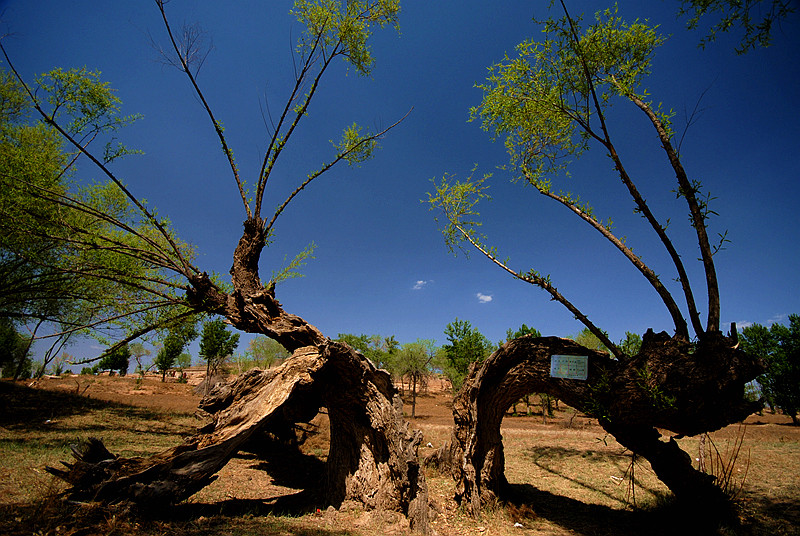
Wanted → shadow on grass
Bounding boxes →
[0,495,361,536]
[1,380,103,426]
[505,483,739,536]
[522,445,666,503]
[0,380,188,429]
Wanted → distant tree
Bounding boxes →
[175,352,192,381]
[155,323,198,382]
[96,344,131,376]
[395,339,436,418]
[49,352,71,376]
[199,318,240,389]
[336,333,398,371]
[371,334,400,371]
[0,317,32,378]
[129,342,151,375]
[571,328,609,353]
[442,318,494,391]
[336,333,370,353]
[619,331,643,358]
[740,315,800,424]
[677,0,796,53]
[247,336,289,369]
[504,323,542,344]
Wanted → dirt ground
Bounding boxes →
[2,373,799,536]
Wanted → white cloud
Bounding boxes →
[767,313,788,326]
[476,292,493,304]
[412,280,429,290]
[733,314,787,330]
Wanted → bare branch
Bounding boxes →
[255,27,334,218]
[677,82,714,154]
[527,173,690,339]
[623,90,721,333]
[454,220,623,359]
[155,0,251,219]
[264,109,410,237]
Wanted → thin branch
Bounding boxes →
[0,40,199,280]
[264,109,410,237]
[256,29,335,217]
[528,172,690,339]
[677,82,714,153]
[155,0,251,219]
[2,176,187,273]
[68,308,200,365]
[556,1,703,338]
[454,220,623,359]
[623,90,721,333]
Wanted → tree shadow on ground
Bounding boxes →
[740,493,800,535]
[0,380,173,430]
[0,496,359,536]
[522,445,666,502]
[505,483,723,536]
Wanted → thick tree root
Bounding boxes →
[47,342,430,533]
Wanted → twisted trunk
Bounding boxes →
[431,332,761,518]
[47,342,429,532]
[48,220,430,532]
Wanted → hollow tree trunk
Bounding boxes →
[430,332,761,517]
[48,342,430,532]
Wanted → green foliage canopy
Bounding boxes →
[740,315,800,424]
[155,322,198,381]
[199,319,240,376]
[429,4,727,351]
[247,336,289,369]
[677,0,796,53]
[441,318,494,391]
[0,317,32,378]
[471,7,666,186]
[0,65,198,361]
[96,343,131,376]
[505,323,542,343]
[336,333,398,370]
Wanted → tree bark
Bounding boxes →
[430,332,761,517]
[47,342,430,533]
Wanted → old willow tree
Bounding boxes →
[1,0,429,530]
[427,2,761,523]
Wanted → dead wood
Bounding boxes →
[433,332,762,515]
[47,342,430,533]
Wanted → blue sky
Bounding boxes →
[2,1,798,365]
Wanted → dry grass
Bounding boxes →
[1,378,799,536]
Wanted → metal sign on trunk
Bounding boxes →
[550,354,588,380]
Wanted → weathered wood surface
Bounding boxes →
[431,331,761,516]
[48,341,429,533]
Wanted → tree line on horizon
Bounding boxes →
[3,310,798,424]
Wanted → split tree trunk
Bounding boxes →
[431,331,761,518]
[48,342,430,533]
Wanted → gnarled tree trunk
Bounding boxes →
[48,341,430,533]
[431,331,761,519]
